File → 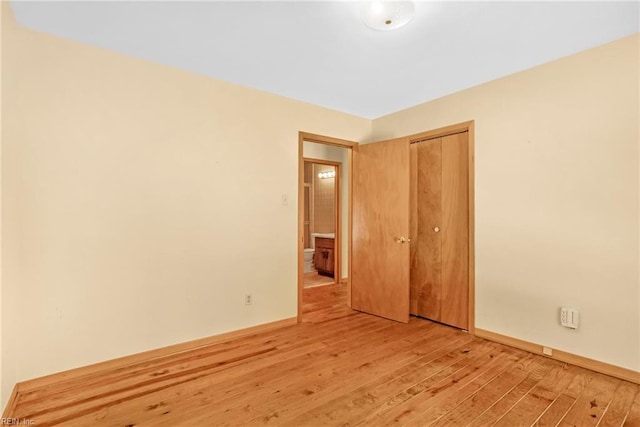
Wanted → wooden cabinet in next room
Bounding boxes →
[314,237,335,277]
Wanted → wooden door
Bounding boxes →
[440,132,469,328]
[352,137,410,323]
[410,132,469,329]
[410,139,442,320]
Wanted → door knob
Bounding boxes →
[434,227,440,233]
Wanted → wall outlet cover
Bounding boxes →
[560,307,579,329]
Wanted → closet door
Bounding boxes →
[440,132,469,329]
[352,137,410,323]
[411,132,469,330]
[410,139,442,320]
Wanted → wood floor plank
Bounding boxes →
[19,344,286,425]
[467,372,541,427]
[437,354,559,426]
[356,343,528,426]
[218,319,444,423]
[20,314,379,424]
[470,362,579,426]
[106,318,403,425]
[92,315,426,426]
[535,394,577,427]
[16,318,364,418]
[599,381,638,426]
[18,317,335,404]
[303,272,335,288]
[624,388,640,426]
[288,335,487,426]
[558,371,620,426]
[302,282,354,323]
[7,283,639,427]
[491,360,568,426]
[533,366,598,427]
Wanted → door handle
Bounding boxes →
[395,236,411,243]
[434,227,440,233]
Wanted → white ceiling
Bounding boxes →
[10,1,640,119]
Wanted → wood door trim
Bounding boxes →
[408,121,474,144]
[298,133,358,322]
[303,158,342,167]
[2,384,20,418]
[410,130,468,144]
[467,122,476,334]
[300,132,358,148]
[410,121,475,333]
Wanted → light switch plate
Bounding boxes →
[560,307,579,329]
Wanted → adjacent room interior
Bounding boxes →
[1,0,639,424]
[302,161,337,289]
[300,139,351,324]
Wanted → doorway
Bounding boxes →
[298,132,357,323]
[298,122,474,331]
[302,159,339,289]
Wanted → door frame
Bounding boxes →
[303,157,341,286]
[297,132,358,322]
[407,120,475,333]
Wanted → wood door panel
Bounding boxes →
[409,144,418,314]
[413,138,442,320]
[440,132,469,329]
[352,137,410,323]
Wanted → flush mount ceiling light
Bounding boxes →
[362,1,415,31]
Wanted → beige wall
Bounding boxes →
[373,34,640,372]
[1,5,370,404]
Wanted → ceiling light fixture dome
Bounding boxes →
[362,1,415,31]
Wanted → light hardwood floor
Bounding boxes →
[303,271,335,289]
[302,281,353,324]
[8,283,640,426]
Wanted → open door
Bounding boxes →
[352,137,410,322]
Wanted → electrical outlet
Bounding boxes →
[560,307,579,329]
[542,347,553,356]
[281,194,289,206]
[245,294,253,305]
